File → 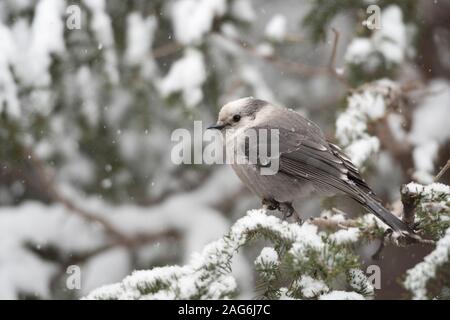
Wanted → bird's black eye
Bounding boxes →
[233,114,241,122]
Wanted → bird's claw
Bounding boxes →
[279,202,295,220]
[262,199,300,223]
[262,198,279,211]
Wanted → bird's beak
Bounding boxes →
[207,123,226,130]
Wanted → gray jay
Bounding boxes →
[208,97,414,236]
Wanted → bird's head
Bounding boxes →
[208,97,268,131]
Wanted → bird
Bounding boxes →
[208,97,415,236]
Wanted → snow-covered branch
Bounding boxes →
[404,228,450,299]
[86,209,373,300]
[86,179,449,300]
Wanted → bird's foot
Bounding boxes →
[279,202,295,220]
[262,199,301,224]
[262,198,280,211]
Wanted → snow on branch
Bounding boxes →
[86,209,374,300]
[336,79,402,168]
[404,227,450,299]
[402,183,450,299]
[402,183,450,240]
[86,179,449,300]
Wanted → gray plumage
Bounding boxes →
[209,97,414,235]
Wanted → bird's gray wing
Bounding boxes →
[249,107,373,193]
[244,125,372,196]
[244,124,412,233]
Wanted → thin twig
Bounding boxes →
[25,147,130,242]
[22,146,167,245]
[152,41,182,59]
[49,229,179,290]
[219,29,350,88]
[308,217,358,230]
[326,28,350,87]
[328,28,339,71]
[22,146,184,290]
[435,159,450,181]
[284,33,305,44]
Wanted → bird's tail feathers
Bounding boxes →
[363,197,409,231]
[359,193,417,238]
